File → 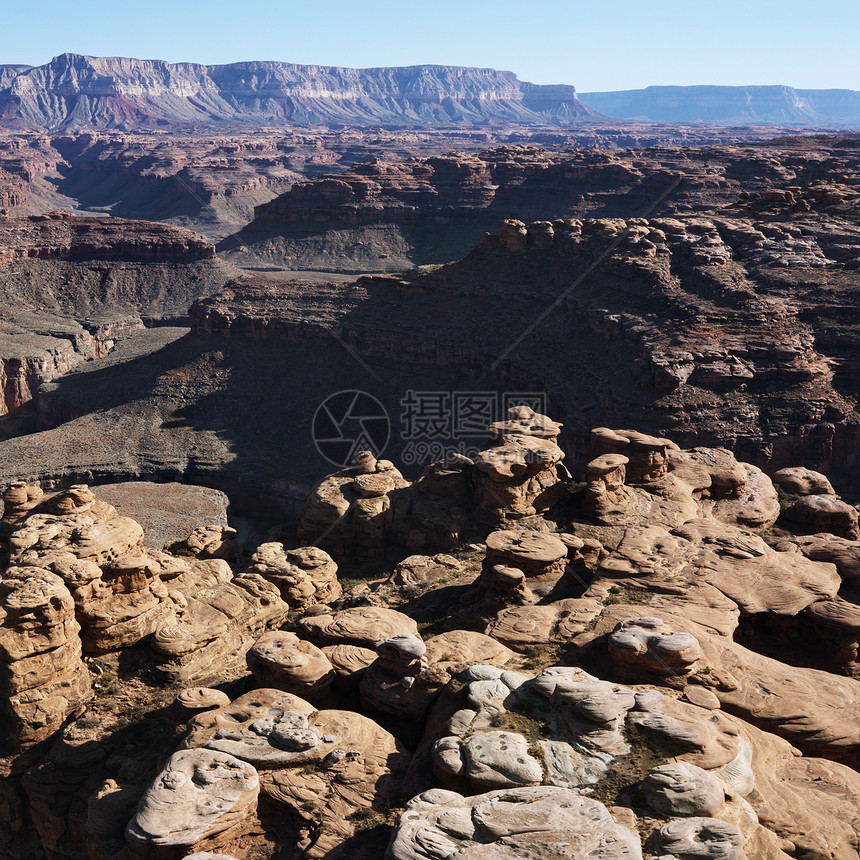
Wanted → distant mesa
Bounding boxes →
[1,57,859,131]
[0,53,600,131]
[579,84,860,126]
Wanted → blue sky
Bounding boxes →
[3,1,859,92]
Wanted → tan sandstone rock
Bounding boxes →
[0,567,91,748]
[247,631,336,705]
[244,543,341,608]
[125,749,259,850]
[297,606,418,648]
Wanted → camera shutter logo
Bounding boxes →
[312,390,391,467]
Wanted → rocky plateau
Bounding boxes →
[1,408,860,859]
[0,124,801,243]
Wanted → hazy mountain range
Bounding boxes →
[580,85,860,126]
[0,55,859,130]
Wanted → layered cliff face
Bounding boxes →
[198,197,860,492]
[0,212,236,416]
[222,134,860,272]
[0,126,818,242]
[0,212,214,265]
[4,175,859,508]
[0,65,31,90]
[0,212,229,320]
[0,318,144,417]
[1,135,859,507]
[0,54,599,130]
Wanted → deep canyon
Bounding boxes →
[1,54,860,860]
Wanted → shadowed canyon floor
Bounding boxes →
[3,153,860,507]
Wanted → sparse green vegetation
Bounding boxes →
[603,584,652,605]
[347,807,388,833]
[522,643,563,670]
[587,721,665,809]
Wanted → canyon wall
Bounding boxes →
[0,213,235,415]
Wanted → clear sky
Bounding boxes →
[2,0,859,92]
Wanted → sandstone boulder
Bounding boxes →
[643,762,726,817]
[0,481,43,530]
[697,464,780,530]
[582,446,699,528]
[9,514,145,565]
[297,606,418,648]
[485,597,603,651]
[388,553,462,586]
[608,617,703,679]
[650,817,744,860]
[668,447,749,499]
[387,787,643,860]
[175,687,232,714]
[597,519,839,617]
[436,730,543,788]
[150,573,289,684]
[173,525,238,561]
[359,633,435,719]
[0,567,91,748]
[473,429,566,521]
[784,495,860,540]
[423,630,518,669]
[489,405,562,442]
[246,631,335,705]
[321,643,376,689]
[298,455,410,561]
[590,427,675,483]
[574,602,860,763]
[244,543,341,608]
[483,528,568,580]
[74,554,174,653]
[125,749,259,849]
[794,533,860,586]
[183,688,409,858]
[772,467,835,496]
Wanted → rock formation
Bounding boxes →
[5,363,860,858]
[180,688,411,858]
[244,544,341,608]
[579,84,860,125]
[246,631,336,706]
[126,748,259,853]
[0,566,91,749]
[0,211,232,417]
[473,406,567,522]
[298,406,571,562]
[0,54,598,131]
[6,133,860,507]
[387,787,644,859]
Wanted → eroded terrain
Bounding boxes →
[3,409,860,858]
[0,123,860,860]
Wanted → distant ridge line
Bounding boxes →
[579,84,860,127]
[0,53,600,131]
